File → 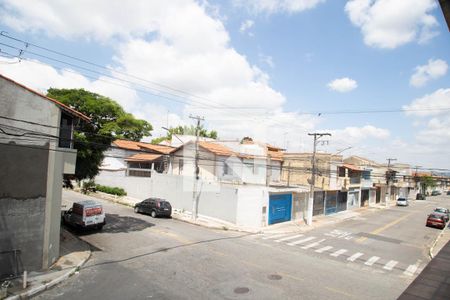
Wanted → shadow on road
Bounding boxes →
[82,232,257,270]
[62,213,154,236]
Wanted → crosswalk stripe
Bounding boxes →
[330,249,347,257]
[301,239,326,250]
[347,252,364,262]
[364,256,380,266]
[404,264,418,276]
[315,246,333,253]
[262,233,288,240]
[275,234,304,243]
[383,260,398,271]
[287,237,316,246]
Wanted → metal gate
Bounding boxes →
[337,191,347,212]
[268,194,292,225]
[325,191,338,215]
[313,191,325,216]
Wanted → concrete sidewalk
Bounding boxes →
[87,190,383,234]
[3,229,90,300]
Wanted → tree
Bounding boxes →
[47,88,152,180]
[151,125,217,144]
[419,175,436,194]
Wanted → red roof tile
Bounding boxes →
[113,139,175,154]
[125,153,162,162]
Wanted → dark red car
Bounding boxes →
[426,213,446,229]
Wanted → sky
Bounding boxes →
[0,0,449,170]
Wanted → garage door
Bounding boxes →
[269,194,292,225]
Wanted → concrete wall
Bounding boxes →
[0,76,73,274]
[0,143,48,278]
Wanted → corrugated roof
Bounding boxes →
[113,139,175,154]
[198,141,235,156]
[125,153,162,162]
[0,74,91,122]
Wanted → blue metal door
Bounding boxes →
[268,194,292,225]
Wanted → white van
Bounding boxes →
[62,200,106,230]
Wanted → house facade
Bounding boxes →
[0,74,89,279]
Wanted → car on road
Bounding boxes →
[62,200,106,230]
[434,207,450,222]
[396,198,409,206]
[431,191,441,196]
[134,198,172,218]
[416,193,426,200]
[426,213,446,229]
[447,190,450,195]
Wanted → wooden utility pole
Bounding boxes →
[189,114,204,221]
[307,132,331,225]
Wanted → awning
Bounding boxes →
[342,163,362,171]
[125,153,162,162]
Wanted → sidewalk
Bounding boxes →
[3,229,90,300]
[87,190,382,234]
[429,224,450,258]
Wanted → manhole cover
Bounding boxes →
[267,274,282,280]
[234,287,250,294]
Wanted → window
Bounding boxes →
[223,162,232,176]
[58,113,73,148]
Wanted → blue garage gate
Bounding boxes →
[268,194,292,225]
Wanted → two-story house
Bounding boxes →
[0,74,89,278]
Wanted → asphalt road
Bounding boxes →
[36,191,450,300]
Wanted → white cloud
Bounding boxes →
[327,77,358,93]
[239,19,254,35]
[0,0,320,147]
[331,125,390,143]
[403,88,450,156]
[345,0,439,49]
[233,0,325,14]
[410,59,448,87]
[403,88,450,117]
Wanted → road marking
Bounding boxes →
[315,246,333,253]
[275,234,304,243]
[287,237,315,246]
[404,264,419,276]
[301,239,325,249]
[262,233,288,240]
[364,256,380,266]
[357,211,416,243]
[383,260,398,271]
[347,252,364,262]
[330,249,347,257]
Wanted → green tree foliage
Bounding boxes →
[151,125,217,144]
[47,88,152,180]
[420,175,436,193]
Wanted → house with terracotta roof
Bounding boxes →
[0,74,90,278]
[99,139,176,177]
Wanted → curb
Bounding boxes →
[428,228,447,259]
[6,241,91,300]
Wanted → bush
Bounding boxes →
[81,180,96,194]
[95,184,127,196]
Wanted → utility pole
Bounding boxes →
[414,165,422,194]
[386,158,397,207]
[307,132,331,225]
[189,114,204,221]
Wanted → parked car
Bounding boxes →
[396,198,409,207]
[134,198,172,218]
[416,193,426,200]
[431,191,441,196]
[434,207,450,222]
[446,190,450,196]
[61,200,105,230]
[426,213,446,229]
